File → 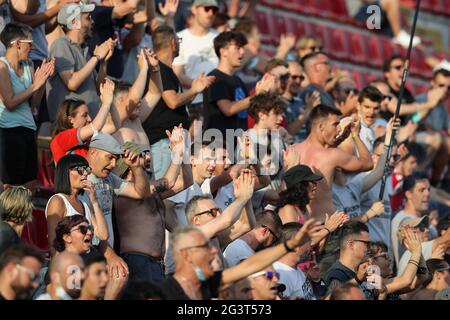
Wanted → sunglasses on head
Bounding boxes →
[249,271,280,280]
[71,225,93,235]
[70,165,92,175]
[195,207,222,217]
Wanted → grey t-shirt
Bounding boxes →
[332,175,364,218]
[46,36,99,122]
[397,240,433,276]
[79,173,128,247]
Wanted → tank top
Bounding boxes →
[0,57,36,130]
[45,193,99,245]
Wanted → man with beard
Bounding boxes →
[0,243,44,300]
[79,253,108,300]
[46,2,117,121]
[36,252,85,300]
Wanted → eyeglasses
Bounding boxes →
[203,6,219,14]
[249,271,280,280]
[10,39,34,47]
[70,165,92,175]
[15,264,39,282]
[344,88,359,96]
[383,95,393,101]
[279,73,291,82]
[71,225,93,235]
[308,46,323,52]
[262,224,279,244]
[139,150,151,158]
[290,74,305,82]
[181,241,214,251]
[372,253,390,260]
[391,65,404,71]
[194,207,222,217]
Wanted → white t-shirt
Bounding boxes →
[360,175,393,248]
[397,240,433,276]
[273,261,316,300]
[359,121,375,153]
[332,175,364,218]
[173,28,219,104]
[391,210,417,266]
[223,239,255,267]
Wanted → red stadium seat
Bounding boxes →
[21,209,49,252]
[329,28,351,61]
[253,10,273,44]
[367,36,384,68]
[348,32,369,65]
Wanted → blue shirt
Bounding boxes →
[415,92,448,132]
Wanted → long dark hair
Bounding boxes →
[277,182,310,211]
[53,215,89,252]
[53,98,87,137]
[54,154,89,195]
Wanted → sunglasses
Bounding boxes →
[308,46,323,52]
[391,65,404,71]
[195,207,222,217]
[70,165,92,175]
[15,264,39,282]
[203,6,219,14]
[344,88,359,96]
[139,150,151,158]
[279,73,291,82]
[11,39,34,47]
[383,95,393,101]
[290,74,305,82]
[249,271,280,280]
[262,224,279,244]
[71,225,93,235]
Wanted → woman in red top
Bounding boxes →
[50,79,115,163]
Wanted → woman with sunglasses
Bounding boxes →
[50,79,115,164]
[46,154,108,257]
[53,215,94,255]
[0,22,54,188]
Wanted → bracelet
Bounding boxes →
[324,227,331,234]
[408,260,419,267]
[364,212,370,221]
[283,240,295,252]
[93,54,101,62]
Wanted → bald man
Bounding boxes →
[36,252,85,300]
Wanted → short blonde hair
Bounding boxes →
[0,186,33,225]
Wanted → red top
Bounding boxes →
[50,128,88,164]
[390,171,404,213]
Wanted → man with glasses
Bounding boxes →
[185,172,255,269]
[158,220,315,300]
[283,60,320,143]
[248,265,282,300]
[223,210,282,267]
[299,51,335,109]
[414,68,450,189]
[324,222,370,291]
[0,243,44,300]
[173,0,220,113]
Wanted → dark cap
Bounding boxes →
[283,164,322,189]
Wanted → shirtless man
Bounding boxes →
[105,50,192,283]
[293,105,373,221]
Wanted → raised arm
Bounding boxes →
[200,171,254,240]
[140,51,163,122]
[221,219,315,286]
[82,181,109,241]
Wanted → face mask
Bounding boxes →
[56,286,72,300]
[194,266,207,282]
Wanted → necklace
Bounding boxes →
[176,275,201,300]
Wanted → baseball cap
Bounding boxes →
[193,0,219,8]
[397,216,429,240]
[89,132,124,155]
[57,3,95,26]
[283,164,322,189]
[114,142,149,177]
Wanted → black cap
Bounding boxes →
[283,164,322,189]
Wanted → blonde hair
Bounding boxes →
[0,186,33,225]
[295,36,322,50]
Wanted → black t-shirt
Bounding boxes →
[0,221,21,253]
[142,62,190,145]
[203,69,248,136]
[380,84,416,124]
[324,260,356,287]
[89,6,125,79]
[158,271,222,300]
